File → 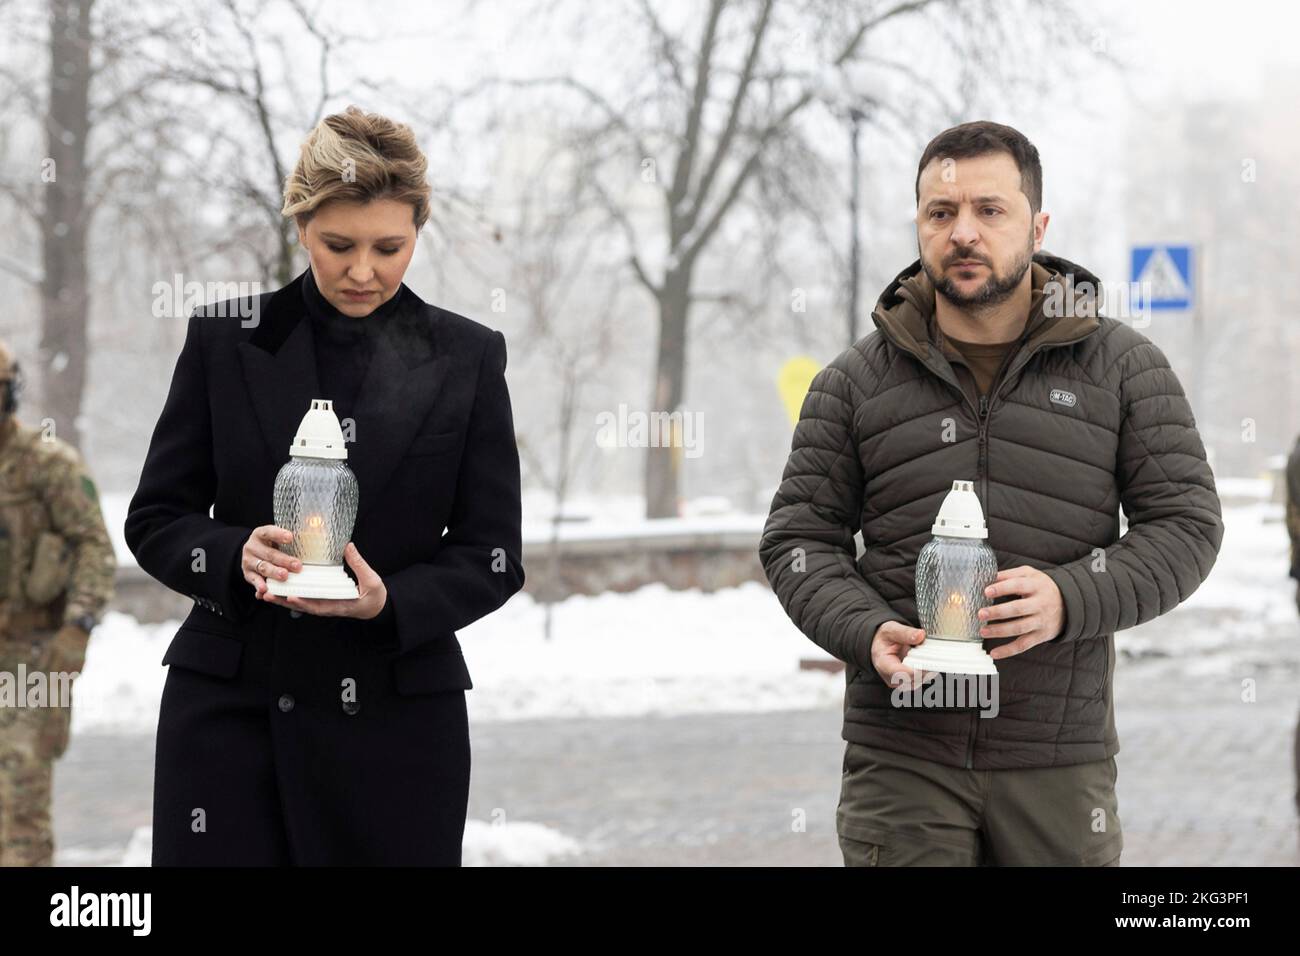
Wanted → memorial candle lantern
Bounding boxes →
[903,479,999,676]
[264,398,360,599]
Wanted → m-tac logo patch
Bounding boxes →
[1049,388,1077,408]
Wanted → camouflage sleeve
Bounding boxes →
[1287,441,1300,581]
[40,446,116,624]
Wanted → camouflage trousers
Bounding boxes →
[0,631,71,867]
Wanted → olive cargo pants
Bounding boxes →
[837,741,1123,866]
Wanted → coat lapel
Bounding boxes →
[348,321,450,520]
[237,279,321,467]
[237,270,452,521]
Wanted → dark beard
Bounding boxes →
[922,241,1033,310]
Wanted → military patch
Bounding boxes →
[81,475,97,502]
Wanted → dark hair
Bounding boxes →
[914,121,1042,214]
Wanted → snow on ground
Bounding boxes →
[59,821,584,867]
[69,502,1292,737]
[1117,501,1297,664]
[70,613,177,736]
[1181,502,1294,618]
[461,819,585,866]
[69,582,841,736]
[457,582,842,722]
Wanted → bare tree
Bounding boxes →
[39,0,94,449]
[505,156,619,640]
[0,0,388,448]
[0,0,183,449]
[0,0,100,449]
[471,0,1106,517]
[148,0,367,286]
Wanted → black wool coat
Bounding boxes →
[125,268,525,865]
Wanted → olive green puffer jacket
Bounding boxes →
[760,252,1223,770]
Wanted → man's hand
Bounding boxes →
[871,620,937,691]
[981,566,1065,660]
[48,623,89,676]
[260,542,388,620]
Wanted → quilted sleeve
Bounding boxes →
[759,349,908,671]
[1044,334,1224,643]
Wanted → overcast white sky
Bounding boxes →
[1098,0,1300,102]
[363,0,1300,98]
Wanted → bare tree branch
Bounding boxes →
[666,0,725,237]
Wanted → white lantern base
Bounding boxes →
[265,563,359,600]
[904,636,999,676]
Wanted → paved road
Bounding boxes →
[53,640,1300,866]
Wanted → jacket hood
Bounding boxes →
[870,251,1104,364]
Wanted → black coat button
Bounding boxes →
[342,700,361,716]
[278,694,295,713]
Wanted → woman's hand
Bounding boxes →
[241,524,302,599]
[260,541,389,620]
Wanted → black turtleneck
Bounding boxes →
[301,266,406,423]
[299,266,405,631]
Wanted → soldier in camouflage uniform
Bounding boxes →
[0,339,115,866]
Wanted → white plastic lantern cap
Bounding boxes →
[931,479,988,538]
[288,398,348,459]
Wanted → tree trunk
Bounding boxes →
[644,269,690,518]
[40,0,93,451]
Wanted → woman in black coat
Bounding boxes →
[125,106,525,865]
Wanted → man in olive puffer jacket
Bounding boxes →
[760,121,1223,866]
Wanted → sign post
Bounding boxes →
[1131,244,1202,425]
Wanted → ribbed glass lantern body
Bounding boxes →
[915,535,998,642]
[271,457,358,566]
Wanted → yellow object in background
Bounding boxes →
[776,357,822,426]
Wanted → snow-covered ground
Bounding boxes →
[59,820,587,867]
[68,580,841,736]
[69,501,1294,737]
[54,496,1299,867]
[1115,501,1297,672]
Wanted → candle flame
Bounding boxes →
[307,514,324,529]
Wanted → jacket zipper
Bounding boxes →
[923,328,1096,503]
[895,323,1099,773]
[968,394,990,769]
[934,340,1085,773]
[977,393,989,506]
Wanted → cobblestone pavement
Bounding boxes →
[52,615,1300,866]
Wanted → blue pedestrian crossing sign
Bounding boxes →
[1131,245,1193,311]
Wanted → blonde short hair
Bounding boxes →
[281,105,431,230]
